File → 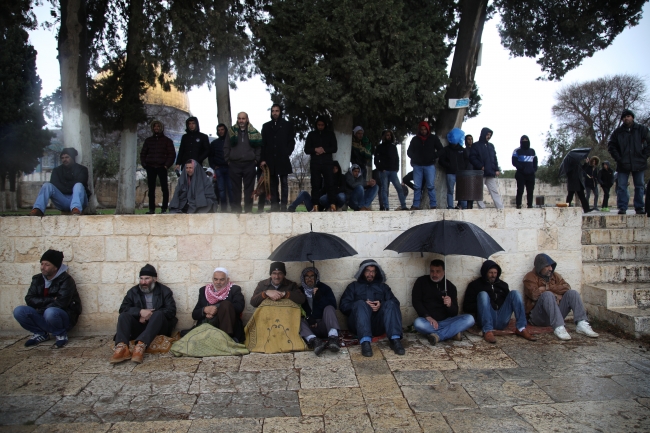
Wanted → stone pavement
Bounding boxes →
[1,324,649,432]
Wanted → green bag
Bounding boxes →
[170,324,249,357]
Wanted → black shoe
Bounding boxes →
[146,210,155,214]
[636,208,644,215]
[516,205,522,209]
[618,209,626,215]
[429,206,437,210]
[313,338,327,356]
[389,338,405,355]
[306,338,316,349]
[361,341,373,357]
[426,333,440,346]
[327,336,340,352]
[160,209,167,214]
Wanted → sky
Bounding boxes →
[28,3,650,171]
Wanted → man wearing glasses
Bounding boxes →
[298,267,341,356]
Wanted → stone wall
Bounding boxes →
[0,208,584,334]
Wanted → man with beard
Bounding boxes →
[209,123,234,212]
[463,260,535,344]
[524,254,598,340]
[13,250,82,348]
[169,160,217,213]
[30,148,90,216]
[298,267,341,355]
[110,264,177,364]
[141,120,176,214]
[304,116,338,211]
[225,112,262,213]
[175,117,210,170]
[261,104,295,211]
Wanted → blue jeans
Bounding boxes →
[319,193,346,208]
[413,314,475,342]
[446,174,467,209]
[476,291,527,333]
[380,171,407,209]
[617,171,645,211]
[215,166,234,210]
[289,190,313,211]
[33,182,87,213]
[412,165,436,207]
[346,299,403,341]
[13,306,70,336]
[348,185,379,210]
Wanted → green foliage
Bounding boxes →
[500,170,516,179]
[92,141,120,180]
[253,0,456,139]
[537,128,593,185]
[464,82,482,121]
[495,0,646,80]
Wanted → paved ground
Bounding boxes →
[0,324,649,432]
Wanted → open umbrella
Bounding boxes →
[559,147,591,177]
[385,219,504,294]
[268,224,357,264]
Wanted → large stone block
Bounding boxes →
[356,232,400,259]
[215,214,246,235]
[604,215,628,228]
[238,235,271,260]
[0,263,38,285]
[188,214,215,235]
[0,237,14,263]
[150,214,188,236]
[72,236,105,263]
[211,235,240,260]
[312,212,350,234]
[557,227,582,251]
[67,262,101,284]
[505,208,544,229]
[634,229,650,243]
[269,213,293,234]
[538,227,558,250]
[97,284,129,313]
[486,229,517,254]
[370,212,410,232]
[216,260,255,282]
[1,217,42,237]
[245,214,270,235]
[76,284,99,313]
[157,261,192,284]
[113,215,150,235]
[101,262,136,284]
[517,229,538,252]
[190,261,219,285]
[347,212,373,233]
[626,214,646,228]
[545,207,583,228]
[79,216,114,236]
[149,237,177,261]
[270,234,292,253]
[0,285,26,316]
[127,236,149,261]
[43,237,74,262]
[41,216,80,236]
[292,213,319,235]
[105,237,127,262]
[177,235,212,261]
[14,237,45,263]
[608,229,634,245]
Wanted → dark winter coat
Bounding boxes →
[412,275,459,321]
[608,121,650,173]
[208,126,228,168]
[141,121,176,169]
[191,285,245,341]
[305,125,338,165]
[439,143,469,175]
[25,269,82,327]
[566,158,586,192]
[250,277,305,308]
[511,135,538,175]
[261,118,296,175]
[582,157,600,189]
[119,282,178,334]
[375,139,400,172]
[469,128,500,177]
[599,162,614,189]
[463,261,511,318]
[339,261,399,316]
[301,282,337,323]
[50,162,89,197]
[407,122,443,166]
[345,170,367,193]
[330,161,347,196]
[176,117,210,166]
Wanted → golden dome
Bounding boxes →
[143,81,190,114]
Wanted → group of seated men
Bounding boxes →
[13,250,598,362]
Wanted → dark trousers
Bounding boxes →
[346,299,403,340]
[270,174,289,210]
[567,190,589,212]
[146,167,169,212]
[229,161,256,213]
[602,186,611,209]
[299,305,341,339]
[515,172,535,208]
[202,300,237,336]
[215,167,234,212]
[467,201,474,209]
[115,311,170,346]
[310,163,334,207]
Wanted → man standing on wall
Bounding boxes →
[141,120,176,214]
[225,112,262,213]
[261,104,295,212]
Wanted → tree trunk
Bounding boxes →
[332,113,353,171]
[116,0,144,214]
[58,0,98,213]
[215,56,232,127]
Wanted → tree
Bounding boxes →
[537,127,593,185]
[290,142,309,192]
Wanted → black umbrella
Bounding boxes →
[268,224,357,264]
[385,219,504,294]
[559,147,591,177]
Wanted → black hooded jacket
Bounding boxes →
[304,118,338,165]
[463,261,511,317]
[599,161,614,189]
[375,133,400,171]
[50,161,90,197]
[407,122,443,166]
[261,111,296,176]
[208,123,228,168]
[608,120,650,173]
[330,161,347,196]
[339,260,399,316]
[439,143,470,175]
[176,117,210,166]
[511,135,538,175]
[469,128,500,177]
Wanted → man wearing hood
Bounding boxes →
[261,104,295,212]
[412,260,474,345]
[439,128,470,209]
[111,264,177,364]
[225,112,262,213]
[298,267,342,355]
[582,156,601,211]
[375,130,408,211]
[305,116,338,211]
[465,135,474,209]
[608,109,650,214]
[598,160,614,212]
[463,260,535,344]
[176,117,210,170]
[511,135,538,209]
[523,254,598,340]
[340,260,405,357]
[407,121,443,210]
[351,126,372,180]
[30,148,89,216]
[469,127,504,209]
[169,160,217,213]
[141,120,176,214]
[209,123,233,212]
[13,250,82,348]
[345,164,378,211]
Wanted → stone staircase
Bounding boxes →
[581,213,650,337]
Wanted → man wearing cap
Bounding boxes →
[110,264,177,364]
[250,262,304,307]
[608,109,650,215]
[13,250,82,348]
[30,148,90,216]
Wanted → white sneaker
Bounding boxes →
[576,320,599,338]
[554,326,571,340]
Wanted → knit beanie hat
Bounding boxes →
[41,250,64,269]
[60,148,79,160]
[269,261,286,275]
[140,264,157,277]
[621,109,635,120]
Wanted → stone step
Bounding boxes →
[582,261,650,285]
[585,303,650,338]
[582,214,648,229]
[581,228,650,245]
[582,244,650,262]
[582,283,650,309]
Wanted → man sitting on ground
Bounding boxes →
[340,260,405,357]
[13,249,82,348]
[412,259,474,345]
[523,253,598,340]
[299,267,341,355]
[110,264,177,364]
[463,260,536,344]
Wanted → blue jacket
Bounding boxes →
[469,127,500,177]
[511,135,538,175]
[339,260,399,316]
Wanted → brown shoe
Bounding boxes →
[312,205,319,212]
[330,204,337,212]
[110,342,131,364]
[452,332,463,341]
[131,341,146,364]
[29,208,44,217]
[71,208,82,215]
[514,328,537,341]
[484,331,496,344]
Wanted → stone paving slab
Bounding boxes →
[300,365,359,389]
[414,412,453,433]
[0,395,60,425]
[534,376,635,402]
[195,356,241,373]
[324,412,374,432]
[443,407,537,432]
[107,420,192,432]
[0,373,97,396]
[461,379,554,408]
[187,418,262,433]
[299,388,367,416]
[189,370,300,393]
[402,383,478,412]
[33,423,112,432]
[190,391,301,419]
[262,416,324,433]
[81,372,194,397]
